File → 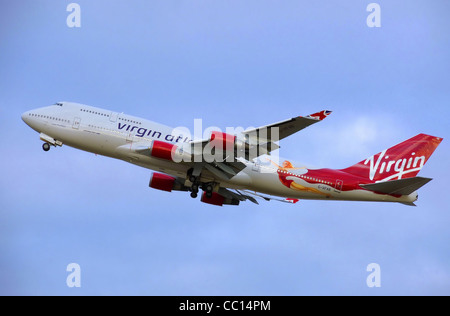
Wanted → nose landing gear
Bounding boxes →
[39,133,62,152]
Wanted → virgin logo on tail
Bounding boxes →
[364,150,426,181]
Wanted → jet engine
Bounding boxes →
[149,172,187,192]
[149,140,191,162]
[209,131,237,152]
[200,192,240,206]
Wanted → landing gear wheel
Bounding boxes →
[203,183,214,199]
[42,143,51,152]
[189,175,197,183]
[191,184,199,193]
[205,184,214,193]
[190,192,198,199]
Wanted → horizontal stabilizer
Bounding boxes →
[400,202,417,207]
[360,177,432,195]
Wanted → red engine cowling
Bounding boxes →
[210,131,236,152]
[150,140,177,161]
[200,192,225,206]
[149,173,177,192]
[200,192,240,206]
[149,172,188,192]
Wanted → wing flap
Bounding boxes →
[238,190,301,204]
[218,188,259,204]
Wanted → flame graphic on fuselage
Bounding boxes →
[269,159,331,197]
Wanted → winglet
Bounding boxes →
[306,110,332,121]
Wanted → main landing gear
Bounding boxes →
[190,182,199,199]
[204,183,214,199]
[188,173,214,199]
[188,174,199,198]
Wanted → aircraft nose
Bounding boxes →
[21,111,30,124]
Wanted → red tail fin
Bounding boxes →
[341,134,443,182]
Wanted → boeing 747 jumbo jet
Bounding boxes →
[22,102,442,206]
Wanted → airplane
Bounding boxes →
[21,102,443,206]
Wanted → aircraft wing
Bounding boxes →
[237,189,300,204]
[202,160,248,180]
[216,188,301,205]
[134,110,331,184]
[133,143,248,181]
[243,110,332,143]
[190,109,332,159]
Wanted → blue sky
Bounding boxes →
[1,0,449,295]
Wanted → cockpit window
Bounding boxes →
[54,102,63,106]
